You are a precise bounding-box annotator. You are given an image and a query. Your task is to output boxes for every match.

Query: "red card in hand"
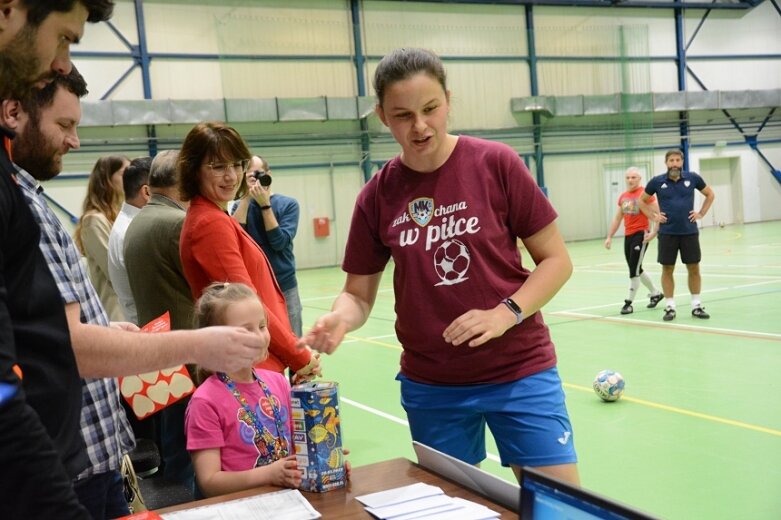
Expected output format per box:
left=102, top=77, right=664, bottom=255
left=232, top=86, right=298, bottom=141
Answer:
left=118, top=312, right=195, bottom=419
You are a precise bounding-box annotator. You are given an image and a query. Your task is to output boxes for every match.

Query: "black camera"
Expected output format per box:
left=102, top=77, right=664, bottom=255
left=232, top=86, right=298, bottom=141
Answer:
left=252, top=170, right=272, bottom=187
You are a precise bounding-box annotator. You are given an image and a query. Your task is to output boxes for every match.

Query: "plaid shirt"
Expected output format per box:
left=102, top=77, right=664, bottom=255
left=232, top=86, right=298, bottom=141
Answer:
left=16, top=167, right=135, bottom=479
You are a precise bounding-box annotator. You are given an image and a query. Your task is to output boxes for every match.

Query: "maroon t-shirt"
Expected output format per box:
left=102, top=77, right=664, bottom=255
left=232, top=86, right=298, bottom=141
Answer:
left=343, top=136, right=559, bottom=384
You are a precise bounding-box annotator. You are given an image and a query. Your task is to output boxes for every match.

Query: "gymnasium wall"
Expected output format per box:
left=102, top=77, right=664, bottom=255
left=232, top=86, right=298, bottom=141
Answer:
left=46, top=0, right=781, bottom=265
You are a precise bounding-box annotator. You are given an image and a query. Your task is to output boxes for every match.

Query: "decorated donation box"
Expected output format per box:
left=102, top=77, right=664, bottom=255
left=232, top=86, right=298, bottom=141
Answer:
left=290, top=381, right=346, bottom=492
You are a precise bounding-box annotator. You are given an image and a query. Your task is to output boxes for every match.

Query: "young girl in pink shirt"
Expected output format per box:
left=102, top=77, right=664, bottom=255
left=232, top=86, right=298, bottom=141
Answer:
left=185, top=282, right=301, bottom=497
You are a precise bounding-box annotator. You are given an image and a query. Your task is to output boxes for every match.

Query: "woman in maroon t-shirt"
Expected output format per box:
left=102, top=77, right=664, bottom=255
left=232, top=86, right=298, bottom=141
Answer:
left=306, top=48, right=579, bottom=486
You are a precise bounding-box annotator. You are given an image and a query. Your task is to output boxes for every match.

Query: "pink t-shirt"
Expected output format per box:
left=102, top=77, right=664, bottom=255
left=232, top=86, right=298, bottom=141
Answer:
left=185, top=369, right=293, bottom=472
left=343, top=136, right=559, bottom=385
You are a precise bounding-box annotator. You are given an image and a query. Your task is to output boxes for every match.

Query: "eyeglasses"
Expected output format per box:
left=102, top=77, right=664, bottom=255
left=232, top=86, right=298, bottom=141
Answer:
left=206, top=159, right=250, bottom=176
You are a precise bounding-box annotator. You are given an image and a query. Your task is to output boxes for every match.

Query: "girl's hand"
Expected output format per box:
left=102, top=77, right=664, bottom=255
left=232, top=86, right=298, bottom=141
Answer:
left=268, top=455, right=302, bottom=488
left=293, top=347, right=322, bottom=384
left=342, top=448, right=352, bottom=481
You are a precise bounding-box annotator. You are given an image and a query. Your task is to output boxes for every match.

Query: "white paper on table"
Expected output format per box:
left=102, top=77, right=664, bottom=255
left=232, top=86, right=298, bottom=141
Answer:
left=364, top=493, right=458, bottom=519
left=160, top=489, right=321, bottom=520
left=387, top=497, right=500, bottom=520
left=355, top=483, right=444, bottom=509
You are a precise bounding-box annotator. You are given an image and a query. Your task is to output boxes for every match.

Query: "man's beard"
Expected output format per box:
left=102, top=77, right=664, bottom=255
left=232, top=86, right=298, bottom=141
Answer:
left=14, top=117, right=60, bottom=181
left=0, top=25, right=45, bottom=100
left=668, top=167, right=681, bottom=179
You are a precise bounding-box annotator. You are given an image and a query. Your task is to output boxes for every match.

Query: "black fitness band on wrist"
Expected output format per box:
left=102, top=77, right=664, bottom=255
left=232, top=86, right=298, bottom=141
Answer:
left=502, top=297, right=524, bottom=325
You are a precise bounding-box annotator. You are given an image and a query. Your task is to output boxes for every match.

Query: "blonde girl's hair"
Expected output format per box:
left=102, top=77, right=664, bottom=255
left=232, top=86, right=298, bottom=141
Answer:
left=193, top=282, right=261, bottom=384
left=194, top=282, right=260, bottom=329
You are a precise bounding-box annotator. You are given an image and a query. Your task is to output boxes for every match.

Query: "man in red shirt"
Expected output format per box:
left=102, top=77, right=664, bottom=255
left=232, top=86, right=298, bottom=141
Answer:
left=604, top=167, right=664, bottom=315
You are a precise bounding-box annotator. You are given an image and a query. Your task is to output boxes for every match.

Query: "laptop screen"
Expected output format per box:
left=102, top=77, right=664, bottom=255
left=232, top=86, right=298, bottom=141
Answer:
left=520, top=467, right=658, bottom=520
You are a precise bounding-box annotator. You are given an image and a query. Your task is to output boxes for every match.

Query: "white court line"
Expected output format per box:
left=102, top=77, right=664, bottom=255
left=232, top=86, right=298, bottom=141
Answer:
left=580, top=260, right=781, bottom=269
left=301, top=294, right=342, bottom=302
left=579, top=262, right=623, bottom=268
left=553, top=311, right=781, bottom=340
left=342, top=333, right=397, bottom=344
left=700, top=263, right=781, bottom=270
left=340, top=397, right=502, bottom=464
left=341, top=397, right=409, bottom=427
left=732, top=279, right=781, bottom=290
left=560, top=278, right=781, bottom=314
left=576, top=268, right=781, bottom=281
left=559, top=301, right=636, bottom=313
left=302, top=288, right=393, bottom=303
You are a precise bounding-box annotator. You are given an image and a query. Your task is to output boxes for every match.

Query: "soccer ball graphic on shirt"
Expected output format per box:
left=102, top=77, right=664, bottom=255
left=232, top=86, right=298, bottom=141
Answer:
left=433, top=239, right=471, bottom=286
left=593, top=369, right=625, bottom=402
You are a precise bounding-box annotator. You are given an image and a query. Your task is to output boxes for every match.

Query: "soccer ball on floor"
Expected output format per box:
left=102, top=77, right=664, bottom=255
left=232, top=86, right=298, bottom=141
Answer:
left=593, top=370, right=625, bottom=402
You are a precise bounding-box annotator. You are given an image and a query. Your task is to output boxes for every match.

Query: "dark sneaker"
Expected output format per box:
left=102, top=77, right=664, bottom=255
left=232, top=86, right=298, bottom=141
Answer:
left=647, top=293, right=664, bottom=309
left=692, top=307, right=710, bottom=319
left=620, top=300, right=633, bottom=315
left=663, top=306, right=676, bottom=321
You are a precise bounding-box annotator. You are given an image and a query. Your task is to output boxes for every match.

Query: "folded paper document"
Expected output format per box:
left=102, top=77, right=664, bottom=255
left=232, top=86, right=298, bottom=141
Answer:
left=356, top=483, right=499, bottom=520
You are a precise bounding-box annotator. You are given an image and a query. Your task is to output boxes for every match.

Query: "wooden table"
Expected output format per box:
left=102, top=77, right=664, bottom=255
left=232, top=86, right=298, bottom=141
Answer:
left=157, top=457, right=517, bottom=519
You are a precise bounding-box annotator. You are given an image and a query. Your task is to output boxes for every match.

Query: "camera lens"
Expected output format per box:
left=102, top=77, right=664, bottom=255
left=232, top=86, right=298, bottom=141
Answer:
left=252, top=170, right=272, bottom=187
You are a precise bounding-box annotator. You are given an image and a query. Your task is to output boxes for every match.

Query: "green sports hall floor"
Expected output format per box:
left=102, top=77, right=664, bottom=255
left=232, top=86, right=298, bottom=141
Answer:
left=296, top=220, right=781, bottom=520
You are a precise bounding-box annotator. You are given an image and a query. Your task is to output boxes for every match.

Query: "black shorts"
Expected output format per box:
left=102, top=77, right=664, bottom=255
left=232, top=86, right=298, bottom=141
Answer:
left=624, top=231, right=649, bottom=278
left=657, top=233, right=701, bottom=265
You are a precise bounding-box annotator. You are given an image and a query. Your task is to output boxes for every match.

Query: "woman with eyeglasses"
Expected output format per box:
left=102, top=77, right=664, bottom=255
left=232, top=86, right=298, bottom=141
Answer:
left=178, top=122, right=320, bottom=384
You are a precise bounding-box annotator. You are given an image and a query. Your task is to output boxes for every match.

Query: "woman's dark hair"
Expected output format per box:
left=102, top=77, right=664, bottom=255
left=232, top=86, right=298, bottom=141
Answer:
left=372, top=48, right=447, bottom=106
left=177, top=122, right=251, bottom=202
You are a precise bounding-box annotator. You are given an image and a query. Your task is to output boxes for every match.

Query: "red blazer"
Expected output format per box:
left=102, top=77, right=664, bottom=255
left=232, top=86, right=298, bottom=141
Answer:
left=180, top=196, right=309, bottom=373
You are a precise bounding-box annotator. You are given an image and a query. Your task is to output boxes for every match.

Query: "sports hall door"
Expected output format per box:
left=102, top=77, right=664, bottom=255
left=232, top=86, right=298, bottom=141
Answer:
left=698, top=157, right=743, bottom=227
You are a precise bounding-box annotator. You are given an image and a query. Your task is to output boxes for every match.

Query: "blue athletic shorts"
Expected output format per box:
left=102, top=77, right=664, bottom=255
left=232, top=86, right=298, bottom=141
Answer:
left=397, top=367, right=577, bottom=468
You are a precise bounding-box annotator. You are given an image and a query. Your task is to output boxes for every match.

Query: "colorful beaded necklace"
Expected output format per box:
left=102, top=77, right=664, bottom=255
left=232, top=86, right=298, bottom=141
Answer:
left=217, top=371, right=289, bottom=466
